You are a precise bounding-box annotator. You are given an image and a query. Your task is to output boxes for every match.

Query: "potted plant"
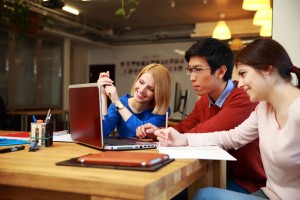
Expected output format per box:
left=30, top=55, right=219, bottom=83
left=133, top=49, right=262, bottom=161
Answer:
left=0, top=0, right=32, bottom=39
left=115, top=0, right=139, bottom=19
left=0, top=0, right=53, bottom=39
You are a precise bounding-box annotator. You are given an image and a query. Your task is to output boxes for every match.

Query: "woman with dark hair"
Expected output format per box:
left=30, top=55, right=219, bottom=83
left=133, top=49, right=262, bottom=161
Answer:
left=98, top=63, right=171, bottom=137
left=154, top=38, right=300, bottom=200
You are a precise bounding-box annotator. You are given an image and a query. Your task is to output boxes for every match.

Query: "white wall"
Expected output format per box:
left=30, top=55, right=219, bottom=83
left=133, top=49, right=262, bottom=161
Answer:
left=70, top=46, right=90, bottom=85
left=273, top=0, right=300, bottom=84
left=89, top=42, right=197, bottom=118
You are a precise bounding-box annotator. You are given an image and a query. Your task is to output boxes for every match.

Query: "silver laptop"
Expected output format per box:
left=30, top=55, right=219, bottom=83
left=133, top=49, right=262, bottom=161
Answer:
left=68, top=83, right=157, bottom=150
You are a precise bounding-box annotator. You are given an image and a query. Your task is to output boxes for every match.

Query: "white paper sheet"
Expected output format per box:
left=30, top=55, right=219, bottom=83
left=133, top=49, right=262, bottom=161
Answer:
left=53, top=133, right=73, bottom=142
left=157, top=146, right=236, bottom=161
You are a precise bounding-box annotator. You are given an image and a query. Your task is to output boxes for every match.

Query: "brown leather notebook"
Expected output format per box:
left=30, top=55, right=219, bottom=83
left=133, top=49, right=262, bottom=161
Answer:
left=76, top=151, right=169, bottom=167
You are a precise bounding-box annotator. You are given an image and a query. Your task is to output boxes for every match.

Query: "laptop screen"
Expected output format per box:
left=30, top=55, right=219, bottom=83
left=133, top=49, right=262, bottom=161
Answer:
left=68, top=83, right=104, bottom=149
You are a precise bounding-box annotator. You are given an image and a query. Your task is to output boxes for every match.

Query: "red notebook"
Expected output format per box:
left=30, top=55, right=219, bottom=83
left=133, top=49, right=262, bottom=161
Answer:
left=0, top=132, right=30, bottom=140
left=77, top=151, right=170, bottom=167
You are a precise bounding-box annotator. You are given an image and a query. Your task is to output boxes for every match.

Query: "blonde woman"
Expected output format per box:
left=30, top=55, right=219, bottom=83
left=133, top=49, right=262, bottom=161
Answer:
left=98, top=63, right=171, bottom=138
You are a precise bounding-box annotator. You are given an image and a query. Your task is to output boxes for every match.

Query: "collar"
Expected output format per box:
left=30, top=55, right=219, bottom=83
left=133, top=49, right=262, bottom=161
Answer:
left=208, top=80, right=235, bottom=108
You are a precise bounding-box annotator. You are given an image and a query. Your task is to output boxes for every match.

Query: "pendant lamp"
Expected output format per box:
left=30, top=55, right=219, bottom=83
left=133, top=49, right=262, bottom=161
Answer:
left=230, top=38, right=244, bottom=51
left=242, top=0, right=270, bottom=11
left=253, top=7, right=272, bottom=26
left=260, top=23, right=272, bottom=37
left=212, top=13, right=231, bottom=40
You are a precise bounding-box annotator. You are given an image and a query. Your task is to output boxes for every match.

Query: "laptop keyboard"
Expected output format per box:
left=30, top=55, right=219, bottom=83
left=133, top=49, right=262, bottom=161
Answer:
left=104, top=137, right=137, bottom=146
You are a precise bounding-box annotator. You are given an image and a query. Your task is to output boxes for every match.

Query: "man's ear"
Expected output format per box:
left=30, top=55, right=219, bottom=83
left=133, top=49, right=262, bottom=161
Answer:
left=217, top=65, right=227, bottom=79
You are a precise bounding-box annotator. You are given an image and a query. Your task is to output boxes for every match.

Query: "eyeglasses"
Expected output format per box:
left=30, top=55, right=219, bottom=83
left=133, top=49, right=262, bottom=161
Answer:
left=185, top=67, right=210, bottom=76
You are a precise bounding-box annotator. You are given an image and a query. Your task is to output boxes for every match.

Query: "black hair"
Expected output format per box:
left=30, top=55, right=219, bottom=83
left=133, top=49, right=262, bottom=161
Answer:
left=185, top=38, right=234, bottom=81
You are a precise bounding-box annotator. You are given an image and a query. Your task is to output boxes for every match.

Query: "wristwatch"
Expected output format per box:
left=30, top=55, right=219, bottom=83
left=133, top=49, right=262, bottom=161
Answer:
left=114, top=101, right=124, bottom=110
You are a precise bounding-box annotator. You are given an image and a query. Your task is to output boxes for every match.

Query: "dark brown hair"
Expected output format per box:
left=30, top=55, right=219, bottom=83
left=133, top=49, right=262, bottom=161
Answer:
left=235, top=38, right=300, bottom=88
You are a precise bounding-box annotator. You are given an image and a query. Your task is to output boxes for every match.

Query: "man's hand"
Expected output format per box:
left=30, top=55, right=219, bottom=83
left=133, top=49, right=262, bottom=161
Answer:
left=136, top=123, right=159, bottom=138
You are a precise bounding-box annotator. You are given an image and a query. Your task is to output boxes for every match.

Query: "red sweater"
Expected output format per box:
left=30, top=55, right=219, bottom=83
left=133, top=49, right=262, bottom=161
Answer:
left=172, top=81, right=266, bottom=193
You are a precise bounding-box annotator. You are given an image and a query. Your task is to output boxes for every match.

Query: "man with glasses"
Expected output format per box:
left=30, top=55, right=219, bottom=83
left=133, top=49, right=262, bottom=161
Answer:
left=136, top=38, right=266, bottom=195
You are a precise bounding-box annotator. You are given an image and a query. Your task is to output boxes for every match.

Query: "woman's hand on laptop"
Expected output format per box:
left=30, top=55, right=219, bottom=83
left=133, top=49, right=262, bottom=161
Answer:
left=136, top=123, right=159, bottom=138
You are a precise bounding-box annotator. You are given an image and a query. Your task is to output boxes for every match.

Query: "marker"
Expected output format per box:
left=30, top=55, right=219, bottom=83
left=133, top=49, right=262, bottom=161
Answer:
left=32, top=115, right=37, bottom=123
left=0, top=145, right=25, bottom=154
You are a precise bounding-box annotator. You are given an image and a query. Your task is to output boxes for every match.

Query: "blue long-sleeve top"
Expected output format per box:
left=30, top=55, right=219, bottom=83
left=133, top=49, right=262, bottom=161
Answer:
left=102, top=94, right=170, bottom=138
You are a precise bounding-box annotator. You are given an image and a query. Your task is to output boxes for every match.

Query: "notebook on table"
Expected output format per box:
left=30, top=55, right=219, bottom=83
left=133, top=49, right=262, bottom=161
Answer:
left=68, top=83, right=157, bottom=150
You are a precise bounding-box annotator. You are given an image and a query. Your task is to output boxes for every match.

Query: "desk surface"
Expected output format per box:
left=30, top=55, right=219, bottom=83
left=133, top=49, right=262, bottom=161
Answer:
left=0, top=131, right=225, bottom=200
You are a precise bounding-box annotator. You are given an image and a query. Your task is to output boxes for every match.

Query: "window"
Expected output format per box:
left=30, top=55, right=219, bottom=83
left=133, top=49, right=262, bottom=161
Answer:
left=0, top=30, right=63, bottom=110
left=0, top=31, right=9, bottom=105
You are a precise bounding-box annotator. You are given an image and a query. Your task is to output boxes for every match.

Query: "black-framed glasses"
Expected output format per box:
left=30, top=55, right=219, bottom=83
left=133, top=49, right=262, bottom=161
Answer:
left=185, top=67, right=210, bottom=76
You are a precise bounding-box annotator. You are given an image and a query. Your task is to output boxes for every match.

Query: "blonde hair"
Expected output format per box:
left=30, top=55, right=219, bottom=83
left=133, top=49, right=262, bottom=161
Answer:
left=131, top=63, right=171, bottom=115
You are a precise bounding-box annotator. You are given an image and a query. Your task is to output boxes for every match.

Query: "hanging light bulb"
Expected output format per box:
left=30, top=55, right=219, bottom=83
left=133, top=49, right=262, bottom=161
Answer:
left=171, top=0, right=175, bottom=8
left=253, top=7, right=272, bottom=26
left=260, top=22, right=272, bottom=37
left=230, top=38, right=244, bottom=51
left=212, top=13, right=231, bottom=40
left=242, top=0, right=270, bottom=11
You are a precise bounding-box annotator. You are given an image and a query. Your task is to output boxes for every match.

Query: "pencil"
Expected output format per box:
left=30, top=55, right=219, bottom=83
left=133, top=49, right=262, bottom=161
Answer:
left=165, top=111, right=168, bottom=129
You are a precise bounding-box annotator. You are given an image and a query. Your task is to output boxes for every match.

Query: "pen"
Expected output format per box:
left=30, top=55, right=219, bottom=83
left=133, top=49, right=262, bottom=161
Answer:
left=45, top=114, right=52, bottom=124
left=165, top=111, right=168, bottom=129
left=45, top=109, right=51, bottom=123
left=0, top=145, right=25, bottom=154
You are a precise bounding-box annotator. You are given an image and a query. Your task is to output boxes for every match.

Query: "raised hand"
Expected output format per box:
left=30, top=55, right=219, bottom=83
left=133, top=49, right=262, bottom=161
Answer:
left=97, top=71, right=113, bottom=96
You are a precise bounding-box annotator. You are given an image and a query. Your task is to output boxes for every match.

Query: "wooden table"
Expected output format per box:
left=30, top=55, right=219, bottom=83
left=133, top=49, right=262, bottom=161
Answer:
left=7, top=110, right=69, bottom=131
left=0, top=131, right=226, bottom=200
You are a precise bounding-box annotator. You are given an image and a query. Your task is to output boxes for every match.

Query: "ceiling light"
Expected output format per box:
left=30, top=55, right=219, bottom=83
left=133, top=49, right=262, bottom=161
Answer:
left=242, top=0, right=270, bottom=11
left=253, top=7, right=272, bottom=26
left=260, top=23, right=272, bottom=37
left=62, top=5, right=79, bottom=15
left=212, top=13, right=231, bottom=40
left=229, top=38, right=244, bottom=51
left=171, top=0, right=175, bottom=8
left=174, top=49, right=185, bottom=55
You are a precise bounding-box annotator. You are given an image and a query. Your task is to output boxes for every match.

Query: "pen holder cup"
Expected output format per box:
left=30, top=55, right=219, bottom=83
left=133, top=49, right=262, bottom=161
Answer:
left=30, top=122, right=53, bottom=148
left=45, top=123, right=53, bottom=147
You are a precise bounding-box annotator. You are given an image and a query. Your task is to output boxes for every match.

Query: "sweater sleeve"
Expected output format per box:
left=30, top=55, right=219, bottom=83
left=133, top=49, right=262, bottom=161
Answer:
left=102, top=103, right=120, bottom=137
left=173, top=87, right=258, bottom=133
left=186, top=104, right=260, bottom=150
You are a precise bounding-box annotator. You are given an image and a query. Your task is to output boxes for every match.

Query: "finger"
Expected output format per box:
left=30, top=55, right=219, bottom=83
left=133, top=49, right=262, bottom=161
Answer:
left=157, top=137, right=167, bottom=147
left=164, top=129, right=170, bottom=140
left=136, top=132, right=143, bottom=138
left=145, top=128, right=154, bottom=134
left=99, top=72, right=109, bottom=78
left=154, top=129, right=165, bottom=139
left=136, top=127, right=144, bottom=138
left=164, top=131, right=169, bottom=145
